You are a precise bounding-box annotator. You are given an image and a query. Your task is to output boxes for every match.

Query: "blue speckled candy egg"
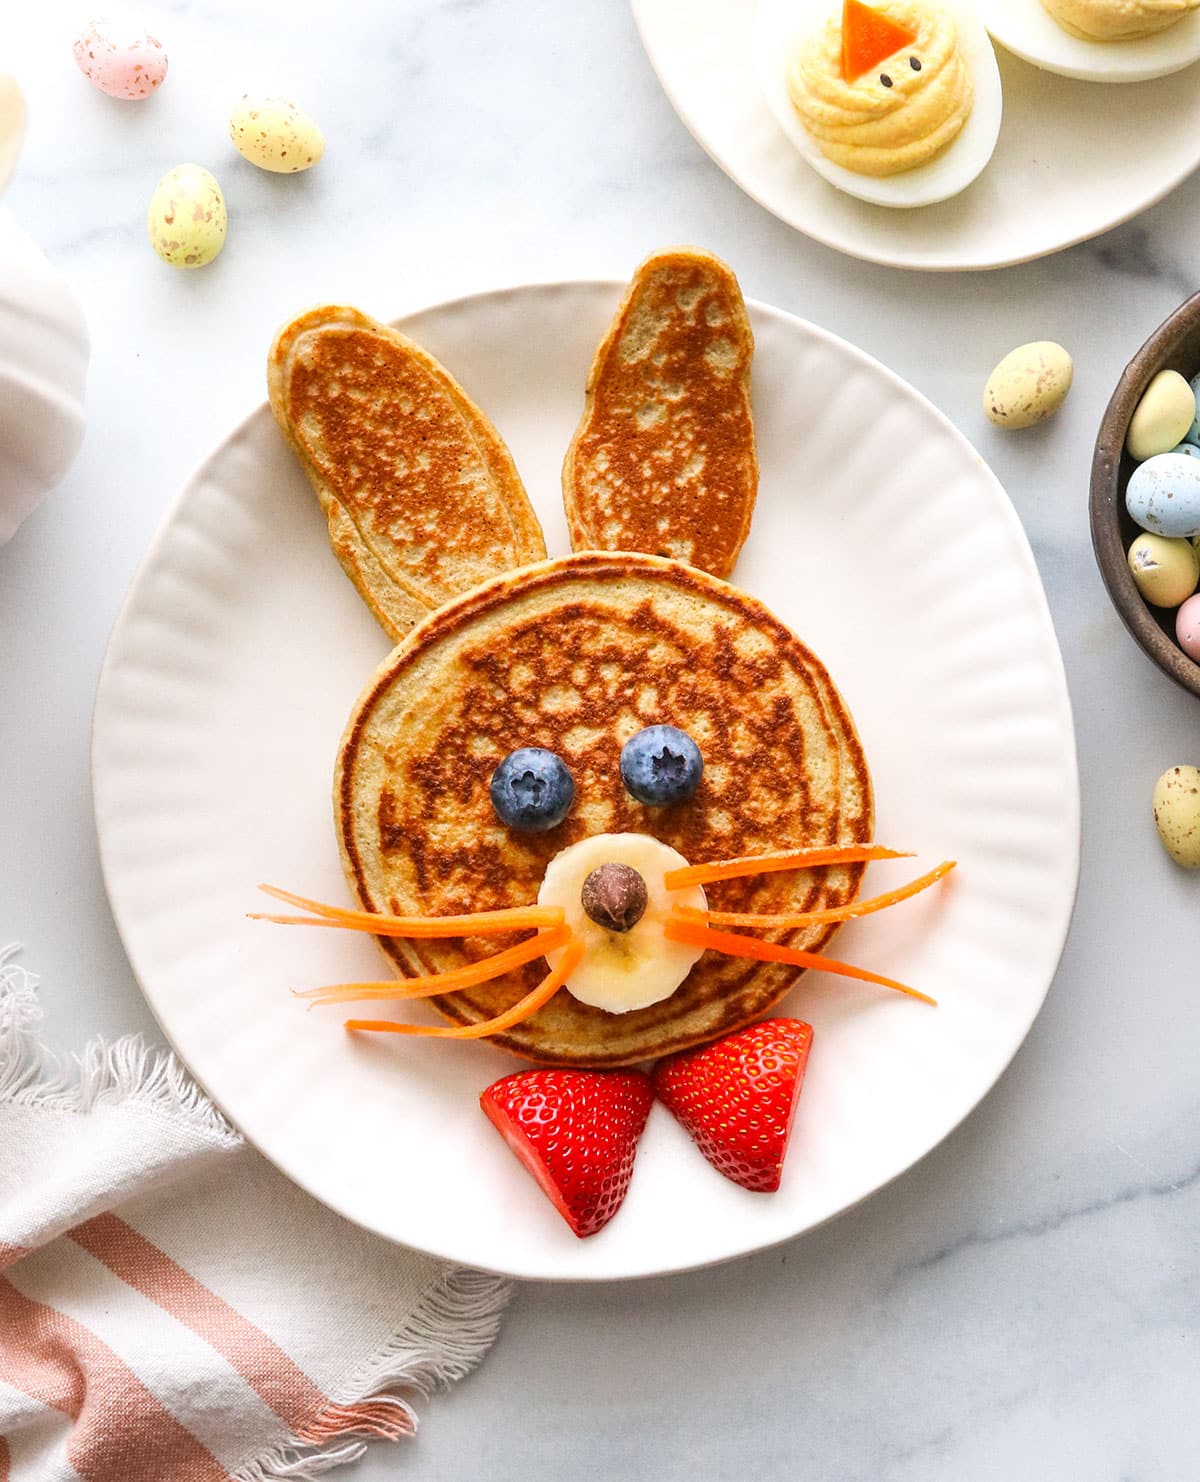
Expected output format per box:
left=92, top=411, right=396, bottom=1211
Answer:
left=1173, top=442, right=1200, bottom=461
left=1126, top=452, right=1200, bottom=538
left=1185, top=372, right=1200, bottom=448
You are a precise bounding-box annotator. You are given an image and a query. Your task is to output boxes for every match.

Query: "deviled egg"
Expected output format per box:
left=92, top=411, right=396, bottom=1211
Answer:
left=753, top=0, right=1003, bottom=208
left=976, top=0, right=1200, bottom=82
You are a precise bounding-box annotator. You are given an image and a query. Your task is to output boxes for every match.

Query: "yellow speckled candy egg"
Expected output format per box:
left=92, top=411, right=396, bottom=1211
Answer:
left=1126, top=532, right=1199, bottom=608
left=1152, top=765, right=1200, bottom=869
left=1127, top=370, right=1197, bottom=463
left=230, top=94, right=324, bottom=173
left=984, top=342, right=1074, bottom=430
left=147, top=164, right=226, bottom=268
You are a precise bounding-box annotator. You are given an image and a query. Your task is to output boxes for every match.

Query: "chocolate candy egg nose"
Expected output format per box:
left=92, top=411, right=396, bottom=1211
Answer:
left=580, top=862, right=649, bottom=933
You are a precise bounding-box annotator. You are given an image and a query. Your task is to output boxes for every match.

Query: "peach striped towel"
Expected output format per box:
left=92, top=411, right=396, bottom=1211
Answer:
left=0, top=946, right=510, bottom=1481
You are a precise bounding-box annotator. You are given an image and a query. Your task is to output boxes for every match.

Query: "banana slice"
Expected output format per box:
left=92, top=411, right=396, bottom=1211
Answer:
left=536, top=833, right=707, bottom=1013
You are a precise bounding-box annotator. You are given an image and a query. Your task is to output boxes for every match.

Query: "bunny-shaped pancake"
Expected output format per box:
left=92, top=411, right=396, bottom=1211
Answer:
left=262, top=249, right=930, bottom=1066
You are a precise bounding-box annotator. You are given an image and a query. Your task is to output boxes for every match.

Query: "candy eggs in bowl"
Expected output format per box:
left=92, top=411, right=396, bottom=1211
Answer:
left=752, top=0, right=1003, bottom=208
left=1091, top=289, right=1200, bottom=700
left=977, top=0, right=1200, bottom=83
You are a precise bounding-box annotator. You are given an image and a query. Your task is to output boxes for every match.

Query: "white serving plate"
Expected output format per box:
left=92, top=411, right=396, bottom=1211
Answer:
left=631, top=0, right=1200, bottom=270
left=92, top=280, right=1080, bottom=1281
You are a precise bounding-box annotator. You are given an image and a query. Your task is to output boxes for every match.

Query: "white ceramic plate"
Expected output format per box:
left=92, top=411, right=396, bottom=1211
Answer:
left=979, top=0, right=1200, bottom=83
left=753, top=0, right=1003, bottom=208
left=92, top=281, right=1080, bottom=1281
left=631, top=0, right=1200, bottom=270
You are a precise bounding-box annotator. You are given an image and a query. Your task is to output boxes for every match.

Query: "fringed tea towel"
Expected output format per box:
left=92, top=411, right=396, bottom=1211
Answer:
left=0, top=946, right=510, bottom=1481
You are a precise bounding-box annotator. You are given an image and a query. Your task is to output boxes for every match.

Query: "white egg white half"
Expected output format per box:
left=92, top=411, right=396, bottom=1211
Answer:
left=977, top=0, right=1200, bottom=83
left=752, top=0, right=1004, bottom=208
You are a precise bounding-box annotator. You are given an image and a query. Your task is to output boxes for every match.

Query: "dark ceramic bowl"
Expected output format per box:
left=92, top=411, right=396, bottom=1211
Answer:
left=1091, top=290, right=1200, bottom=701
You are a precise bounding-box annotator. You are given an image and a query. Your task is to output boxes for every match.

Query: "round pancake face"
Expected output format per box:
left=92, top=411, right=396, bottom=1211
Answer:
left=337, top=552, right=873, bottom=1066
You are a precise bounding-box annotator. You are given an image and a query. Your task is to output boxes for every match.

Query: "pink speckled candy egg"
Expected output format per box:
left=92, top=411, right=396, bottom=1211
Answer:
left=72, top=20, right=167, bottom=100
left=1176, top=593, right=1200, bottom=661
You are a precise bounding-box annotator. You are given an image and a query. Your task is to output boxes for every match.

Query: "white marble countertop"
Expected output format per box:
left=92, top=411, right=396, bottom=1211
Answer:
left=3, top=2, right=1198, bottom=1477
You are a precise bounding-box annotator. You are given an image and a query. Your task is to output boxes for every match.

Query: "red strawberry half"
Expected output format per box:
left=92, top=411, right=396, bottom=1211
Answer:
left=481, top=1068, right=654, bottom=1238
left=653, top=1018, right=814, bottom=1193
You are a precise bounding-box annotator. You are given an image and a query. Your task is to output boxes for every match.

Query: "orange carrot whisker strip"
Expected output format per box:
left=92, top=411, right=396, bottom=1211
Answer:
left=346, top=939, right=585, bottom=1039
left=254, top=883, right=563, bottom=938
left=671, top=860, right=957, bottom=930
left=294, top=926, right=571, bottom=1006
left=664, top=919, right=936, bottom=1006
left=664, top=846, right=912, bottom=891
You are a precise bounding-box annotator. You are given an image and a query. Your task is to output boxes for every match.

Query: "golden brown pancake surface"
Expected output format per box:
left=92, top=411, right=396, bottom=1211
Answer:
left=562, top=248, right=758, bottom=580
left=268, top=305, right=545, bottom=642
left=336, top=553, right=872, bottom=1066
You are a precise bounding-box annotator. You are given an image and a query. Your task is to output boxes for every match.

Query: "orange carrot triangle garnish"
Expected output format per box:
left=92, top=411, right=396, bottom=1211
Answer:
left=346, top=938, right=585, bottom=1039
left=252, top=883, right=564, bottom=938
left=663, top=919, right=936, bottom=1005
left=664, top=845, right=910, bottom=892
left=293, top=925, right=571, bottom=1007
left=841, top=0, right=918, bottom=83
left=671, top=860, right=956, bottom=930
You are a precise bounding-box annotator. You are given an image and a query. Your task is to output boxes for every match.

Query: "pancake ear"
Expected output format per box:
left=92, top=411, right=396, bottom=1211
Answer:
left=562, top=248, right=758, bottom=581
left=268, top=304, right=546, bottom=644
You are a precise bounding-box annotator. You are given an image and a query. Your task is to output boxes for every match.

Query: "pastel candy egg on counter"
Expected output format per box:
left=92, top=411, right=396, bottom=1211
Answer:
left=983, top=342, right=1073, bottom=429
left=1126, top=370, right=1197, bottom=462
left=1126, top=533, right=1199, bottom=608
left=147, top=165, right=226, bottom=268
left=73, top=20, right=167, bottom=100
left=1125, top=452, right=1200, bottom=538
left=230, top=95, right=324, bottom=173
left=1172, top=442, right=1200, bottom=461
left=1176, top=594, right=1200, bottom=661
left=1152, top=766, right=1200, bottom=869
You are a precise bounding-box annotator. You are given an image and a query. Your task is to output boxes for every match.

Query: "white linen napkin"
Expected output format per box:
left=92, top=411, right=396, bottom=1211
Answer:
left=0, top=945, right=510, bottom=1481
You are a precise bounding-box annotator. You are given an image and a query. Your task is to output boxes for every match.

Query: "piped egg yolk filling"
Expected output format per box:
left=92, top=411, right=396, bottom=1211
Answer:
left=788, top=1, right=973, bottom=177
left=1040, top=0, right=1199, bottom=41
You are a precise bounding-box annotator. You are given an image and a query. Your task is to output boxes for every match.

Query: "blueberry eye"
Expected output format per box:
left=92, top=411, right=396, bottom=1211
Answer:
left=620, top=726, right=703, bottom=807
left=910, top=55, right=922, bottom=71
left=491, top=748, right=574, bottom=832
left=880, top=73, right=893, bottom=87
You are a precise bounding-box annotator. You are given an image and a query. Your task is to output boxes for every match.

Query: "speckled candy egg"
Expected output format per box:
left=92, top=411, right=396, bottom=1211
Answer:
left=147, top=165, right=226, bottom=269
left=73, top=20, right=167, bottom=100
left=1175, top=593, right=1200, bottom=661
left=1127, top=369, right=1197, bottom=462
left=1125, top=452, right=1200, bottom=539
left=984, top=342, right=1073, bottom=430
left=1152, top=765, right=1200, bottom=869
left=1126, top=533, right=1199, bottom=608
left=229, top=94, right=324, bottom=173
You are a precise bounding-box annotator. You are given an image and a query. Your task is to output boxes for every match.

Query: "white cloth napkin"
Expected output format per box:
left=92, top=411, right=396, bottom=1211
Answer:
left=0, top=946, right=510, bottom=1481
